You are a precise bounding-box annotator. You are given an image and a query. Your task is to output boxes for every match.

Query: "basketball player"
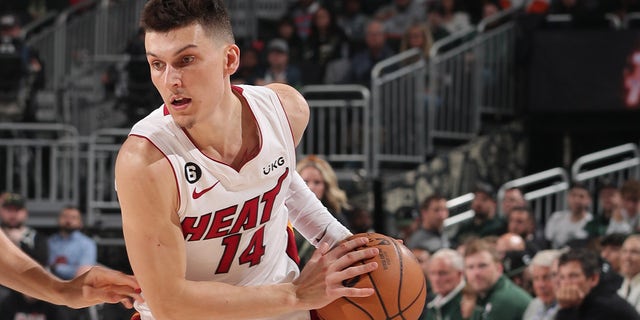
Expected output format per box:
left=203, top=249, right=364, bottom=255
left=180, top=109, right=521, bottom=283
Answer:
left=0, top=223, right=141, bottom=309
left=114, top=1, right=380, bottom=319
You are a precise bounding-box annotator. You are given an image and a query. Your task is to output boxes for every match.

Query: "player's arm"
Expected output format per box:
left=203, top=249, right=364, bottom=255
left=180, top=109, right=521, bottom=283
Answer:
left=115, top=136, right=378, bottom=319
left=268, top=83, right=352, bottom=245
left=266, top=83, right=309, bottom=147
left=0, top=228, right=140, bottom=308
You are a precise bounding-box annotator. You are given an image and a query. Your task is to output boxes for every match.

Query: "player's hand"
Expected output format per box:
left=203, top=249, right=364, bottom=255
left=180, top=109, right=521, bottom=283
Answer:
left=293, top=236, right=379, bottom=310
left=64, top=266, right=144, bottom=309
left=555, top=284, right=585, bottom=309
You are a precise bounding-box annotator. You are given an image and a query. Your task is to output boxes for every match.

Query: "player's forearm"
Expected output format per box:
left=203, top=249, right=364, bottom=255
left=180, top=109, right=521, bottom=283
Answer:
left=286, top=171, right=351, bottom=247
left=0, top=252, right=69, bottom=306
left=147, top=280, right=301, bottom=319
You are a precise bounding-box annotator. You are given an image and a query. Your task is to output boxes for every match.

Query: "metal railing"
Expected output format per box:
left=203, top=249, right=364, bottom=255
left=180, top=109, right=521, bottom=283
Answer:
left=371, top=48, right=427, bottom=177
left=571, top=143, right=640, bottom=191
left=86, top=128, right=129, bottom=230
left=225, top=0, right=293, bottom=41
left=300, top=85, right=371, bottom=175
left=443, top=192, right=475, bottom=236
left=0, top=123, right=80, bottom=227
left=427, top=5, right=523, bottom=147
left=27, top=0, right=147, bottom=91
left=497, top=167, right=570, bottom=229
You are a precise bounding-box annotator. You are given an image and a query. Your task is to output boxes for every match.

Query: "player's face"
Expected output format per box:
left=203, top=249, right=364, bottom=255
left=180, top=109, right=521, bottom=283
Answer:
left=531, top=265, right=555, bottom=305
left=299, top=166, right=325, bottom=200
left=145, top=24, right=238, bottom=129
left=427, top=257, right=462, bottom=296
left=464, top=251, right=502, bottom=294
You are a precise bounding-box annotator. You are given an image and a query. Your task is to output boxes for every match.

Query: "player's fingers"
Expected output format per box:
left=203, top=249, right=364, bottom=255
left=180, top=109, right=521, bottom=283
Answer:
left=330, top=286, right=375, bottom=298
left=326, top=237, right=369, bottom=260
left=332, top=247, right=379, bottom=272
left=332, top=261, right=378, bottom=284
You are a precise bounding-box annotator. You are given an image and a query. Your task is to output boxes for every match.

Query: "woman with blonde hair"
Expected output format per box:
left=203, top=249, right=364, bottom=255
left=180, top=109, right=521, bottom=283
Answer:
left=296, top=155, right=351, bottom=225
left=399, top=22, right=434, bottom=62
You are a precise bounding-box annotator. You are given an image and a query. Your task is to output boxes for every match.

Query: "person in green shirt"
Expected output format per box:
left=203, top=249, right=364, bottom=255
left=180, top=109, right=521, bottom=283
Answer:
left=464, top=238, right=532, bottom=320
left=424, top=248, right=483, bottom=320
left=454, top=182, right=506, bottom=246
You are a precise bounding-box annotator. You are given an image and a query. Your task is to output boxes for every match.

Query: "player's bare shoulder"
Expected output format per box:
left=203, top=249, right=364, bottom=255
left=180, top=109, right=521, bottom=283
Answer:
left=116, top=136, right=166, bottom=171
left=266, top=83, right=309, bottom=145
left=115, top=135, right=173, bottom=189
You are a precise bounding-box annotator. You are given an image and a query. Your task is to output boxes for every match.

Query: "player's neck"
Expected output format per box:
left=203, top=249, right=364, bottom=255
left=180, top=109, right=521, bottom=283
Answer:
left=186, top=93, right=259, bottom=169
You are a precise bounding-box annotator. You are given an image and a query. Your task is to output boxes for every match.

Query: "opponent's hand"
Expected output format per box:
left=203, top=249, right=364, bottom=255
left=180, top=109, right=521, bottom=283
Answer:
left=555, top=284, right=585, bottom=309
left=292, top=236, right=379, bottom=310
left=64, top=266, right=143, bottom=309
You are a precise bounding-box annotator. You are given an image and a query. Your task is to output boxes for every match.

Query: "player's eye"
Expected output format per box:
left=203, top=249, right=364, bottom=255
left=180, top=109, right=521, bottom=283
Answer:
left=181, top=56, right=195, bottom=65
left=151, top=60, right=165, bottom=71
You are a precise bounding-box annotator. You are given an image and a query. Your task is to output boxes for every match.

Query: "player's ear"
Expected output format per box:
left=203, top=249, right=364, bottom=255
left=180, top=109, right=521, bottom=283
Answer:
left=224, top=44, right=240, bottom=76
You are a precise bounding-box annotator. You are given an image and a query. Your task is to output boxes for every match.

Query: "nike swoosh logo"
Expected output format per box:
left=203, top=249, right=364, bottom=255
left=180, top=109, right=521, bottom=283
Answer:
left=315, top=225, right=329, bottom=243
left=192, top=181, right=219, bottom=199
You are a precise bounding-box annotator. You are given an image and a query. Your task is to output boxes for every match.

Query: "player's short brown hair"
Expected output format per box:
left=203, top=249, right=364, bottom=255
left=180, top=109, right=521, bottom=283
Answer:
left=141, top=0, right=234, bottom=43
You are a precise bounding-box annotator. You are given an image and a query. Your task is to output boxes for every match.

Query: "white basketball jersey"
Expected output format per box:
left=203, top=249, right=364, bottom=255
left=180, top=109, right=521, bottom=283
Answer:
left=129, top=85, right=309, bottom=320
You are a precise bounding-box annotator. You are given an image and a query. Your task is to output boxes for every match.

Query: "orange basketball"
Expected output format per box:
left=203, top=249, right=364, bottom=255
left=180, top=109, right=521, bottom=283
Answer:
left=316, top=232, right=427, bottom=320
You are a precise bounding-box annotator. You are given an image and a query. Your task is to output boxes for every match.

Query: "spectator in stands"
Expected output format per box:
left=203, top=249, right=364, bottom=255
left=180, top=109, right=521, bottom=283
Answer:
left=408, top=194, right=450, bottom=254
left=256, top=38, right=303, bottom=88
left=501, top=187, right=526, bottom=217
left=118, top=27, right=162, bottom=127
left=496, top=232, right=526, bottom=260
left=482, top=0, right=503, bottom=20
left=0, top=193, right=56, bottom=319
left=424, top=248, right=476, bottom=320
left=374, top=0, right=426, bottom=45
left=399, top=22, right=433, bottom=62
left=273, top=17, right=304, bottom=65
left=441, top=0, right=472, bottom=34
left=335, top=0, right=369, bottom=53
left=394, top=205, right=420, bottom=243
left=599, top=233, right=627, bottom=275
left=295, top=155, right=351, bottom=266
left=621, top=179, right=640, bottom=232
left=508, top=206, right=548, bottom=253
left=285, top=0, right=320, bottom=41
left=545, top=182, right=593, bottom=249
left=503, top=249, right=533, bottom=294
left=555, top=248, right=640, bottom=319
left=426, top=3, right=452, bottom=42
left=48, top=206, right=97, bottom=319
left=0, top=193, right=48, bottom=268
left=48, top=206, right=97, bottom=280
left=0, top=13, right=43, bottom=122
left=463, top=238, right=532, bottom=319
left=454, top=181, right=507, bottom=245
left=345, top=19, right=395, bottom=86
left=302, top=5, right=349, bottom=84
left=619, top=235, right=640, bottom=313
left=523, top=249, right=563, bottom=320
left=346, top=206, right=374, bottom=234
left=587, top=181, right=629, bottom=236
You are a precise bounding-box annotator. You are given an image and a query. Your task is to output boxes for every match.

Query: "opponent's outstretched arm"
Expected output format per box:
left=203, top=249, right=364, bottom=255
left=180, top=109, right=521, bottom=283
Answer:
left=0, top=229, right=142, bottom=309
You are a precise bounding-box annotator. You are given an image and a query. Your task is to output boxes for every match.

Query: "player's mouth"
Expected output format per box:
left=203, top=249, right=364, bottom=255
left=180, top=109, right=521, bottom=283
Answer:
left=170, top=96, right=192, bottom=109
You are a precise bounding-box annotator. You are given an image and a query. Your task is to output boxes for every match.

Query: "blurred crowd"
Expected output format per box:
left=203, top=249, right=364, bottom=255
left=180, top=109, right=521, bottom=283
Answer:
left=396, top=178, right=640, bottom=319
